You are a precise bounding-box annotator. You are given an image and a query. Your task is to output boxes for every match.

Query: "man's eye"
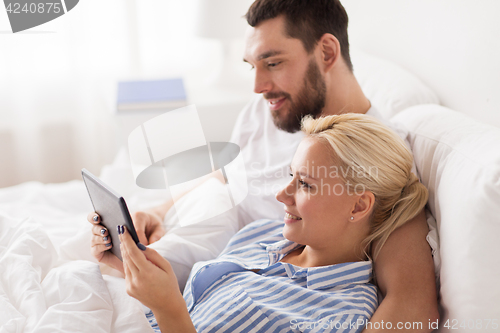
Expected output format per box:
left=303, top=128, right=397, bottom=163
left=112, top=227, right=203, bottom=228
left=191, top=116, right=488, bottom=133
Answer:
left=268, top=61, right=281, bottom=68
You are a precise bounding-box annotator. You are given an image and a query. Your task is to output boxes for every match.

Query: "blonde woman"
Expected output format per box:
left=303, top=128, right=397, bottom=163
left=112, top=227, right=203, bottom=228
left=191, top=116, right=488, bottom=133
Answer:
left=105, top=113, right=428, bottom=332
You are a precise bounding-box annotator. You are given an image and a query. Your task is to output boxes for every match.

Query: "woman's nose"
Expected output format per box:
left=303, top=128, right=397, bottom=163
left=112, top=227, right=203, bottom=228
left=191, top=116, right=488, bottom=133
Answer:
left=276, top=182, right=295, bottom=206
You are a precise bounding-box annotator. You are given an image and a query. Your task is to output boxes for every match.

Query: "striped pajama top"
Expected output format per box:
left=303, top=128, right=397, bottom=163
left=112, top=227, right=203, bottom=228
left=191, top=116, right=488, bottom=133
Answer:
left=182, top=219, right=378, bottom=332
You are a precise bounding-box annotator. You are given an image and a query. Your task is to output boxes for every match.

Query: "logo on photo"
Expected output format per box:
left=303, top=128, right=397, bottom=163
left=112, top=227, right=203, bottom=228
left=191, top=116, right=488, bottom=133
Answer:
left=128, top=105, right=248, bottom=226
left=3, top=0, right=79, bottom=33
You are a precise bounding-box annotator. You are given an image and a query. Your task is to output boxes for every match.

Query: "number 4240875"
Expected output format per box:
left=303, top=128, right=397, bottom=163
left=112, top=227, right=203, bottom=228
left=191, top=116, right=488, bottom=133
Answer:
left=443, top=319, right=498, bottom=330
left=6, top=3, right=62, bottom=14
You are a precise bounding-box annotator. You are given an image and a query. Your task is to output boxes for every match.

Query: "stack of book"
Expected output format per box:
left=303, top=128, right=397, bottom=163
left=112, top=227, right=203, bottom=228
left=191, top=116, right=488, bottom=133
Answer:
left=115, top=78, right=188, bottom=146
left=117, top=78, right=187, bottom=113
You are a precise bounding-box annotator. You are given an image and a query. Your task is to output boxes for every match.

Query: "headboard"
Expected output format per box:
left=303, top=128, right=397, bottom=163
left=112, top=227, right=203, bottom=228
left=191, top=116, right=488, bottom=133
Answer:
left=342, top=0, right=500, bottom=128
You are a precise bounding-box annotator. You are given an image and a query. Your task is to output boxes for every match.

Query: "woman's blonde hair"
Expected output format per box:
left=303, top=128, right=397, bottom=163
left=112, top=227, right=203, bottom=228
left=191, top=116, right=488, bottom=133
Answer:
left=301, top=113, right=428, bottom=259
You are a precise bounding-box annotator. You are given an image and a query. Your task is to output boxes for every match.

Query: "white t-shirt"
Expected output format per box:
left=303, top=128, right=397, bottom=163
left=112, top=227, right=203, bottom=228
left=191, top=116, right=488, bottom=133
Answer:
left=230, top=94, right=416, bottom=227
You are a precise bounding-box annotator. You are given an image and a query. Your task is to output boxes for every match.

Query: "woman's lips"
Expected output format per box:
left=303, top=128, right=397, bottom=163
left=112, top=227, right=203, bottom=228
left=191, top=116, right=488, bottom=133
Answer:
left=284, top=211, right=302, bottom=224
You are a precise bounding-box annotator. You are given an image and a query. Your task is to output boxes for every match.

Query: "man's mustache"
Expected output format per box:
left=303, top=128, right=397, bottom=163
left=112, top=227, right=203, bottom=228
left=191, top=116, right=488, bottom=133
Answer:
left=263, top=91, right=292, bottom=101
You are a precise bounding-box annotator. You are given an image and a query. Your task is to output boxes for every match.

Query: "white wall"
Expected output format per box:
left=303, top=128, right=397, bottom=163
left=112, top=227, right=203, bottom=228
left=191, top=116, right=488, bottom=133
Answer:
left=5, top=0, right=497, bottom=187
left=0, top=0, right=254, bottom=187
left=343, top=0, right=500, bottom=128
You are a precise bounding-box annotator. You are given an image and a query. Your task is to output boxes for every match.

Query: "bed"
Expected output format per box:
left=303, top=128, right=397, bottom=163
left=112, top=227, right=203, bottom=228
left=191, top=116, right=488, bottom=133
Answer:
left=2, top=2, right=500, bottom=332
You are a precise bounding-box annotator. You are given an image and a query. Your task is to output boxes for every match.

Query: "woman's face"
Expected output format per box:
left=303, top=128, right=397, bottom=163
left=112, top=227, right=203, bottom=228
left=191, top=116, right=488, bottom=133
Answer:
left=276, top=137, right=360, bottom=249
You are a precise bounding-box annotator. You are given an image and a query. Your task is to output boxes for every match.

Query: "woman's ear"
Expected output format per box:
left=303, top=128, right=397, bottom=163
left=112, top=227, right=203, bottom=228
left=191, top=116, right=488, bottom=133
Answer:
left=316, top=33, right=341, bottom=73
left=350, top=191, right=375, bottom=222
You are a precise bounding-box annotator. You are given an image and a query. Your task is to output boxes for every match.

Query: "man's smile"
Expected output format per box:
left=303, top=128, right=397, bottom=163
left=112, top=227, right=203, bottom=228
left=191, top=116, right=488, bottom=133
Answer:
left=267, top=97, right=286, bottom=111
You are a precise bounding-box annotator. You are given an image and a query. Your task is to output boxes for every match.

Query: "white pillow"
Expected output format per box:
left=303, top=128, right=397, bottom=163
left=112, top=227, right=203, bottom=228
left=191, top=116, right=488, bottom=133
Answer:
left=352, top=50, right=440, bottom=118
left=392, top=105, right=500, bottom=330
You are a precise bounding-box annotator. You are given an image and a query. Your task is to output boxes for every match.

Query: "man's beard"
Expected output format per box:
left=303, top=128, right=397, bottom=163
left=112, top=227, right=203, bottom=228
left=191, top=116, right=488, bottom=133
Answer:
left=266, top=59, right=327, bottom=133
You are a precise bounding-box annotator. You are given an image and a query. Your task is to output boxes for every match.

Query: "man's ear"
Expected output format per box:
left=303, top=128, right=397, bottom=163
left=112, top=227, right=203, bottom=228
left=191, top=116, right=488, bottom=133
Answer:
left=317, top=33, right=341, bottom=72
left=350, top=191, right=375, bottom=222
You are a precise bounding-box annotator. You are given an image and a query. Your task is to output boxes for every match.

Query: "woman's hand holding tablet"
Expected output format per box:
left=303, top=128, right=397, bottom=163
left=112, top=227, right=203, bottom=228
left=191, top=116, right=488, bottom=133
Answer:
left=87, top=212, right=126, bottom=274
left=82, top=168, right=157, bottom=273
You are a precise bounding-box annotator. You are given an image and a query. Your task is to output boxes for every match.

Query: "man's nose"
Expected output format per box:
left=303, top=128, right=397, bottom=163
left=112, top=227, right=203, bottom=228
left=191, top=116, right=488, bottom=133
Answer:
left=253, top=68, right=272, bottom=94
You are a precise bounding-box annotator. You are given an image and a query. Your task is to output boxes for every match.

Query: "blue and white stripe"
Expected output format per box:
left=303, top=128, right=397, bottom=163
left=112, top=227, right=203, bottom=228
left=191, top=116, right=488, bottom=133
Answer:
left=146, top=309, right=161, bottom=333
left=182, top=219, right=378, bottom=332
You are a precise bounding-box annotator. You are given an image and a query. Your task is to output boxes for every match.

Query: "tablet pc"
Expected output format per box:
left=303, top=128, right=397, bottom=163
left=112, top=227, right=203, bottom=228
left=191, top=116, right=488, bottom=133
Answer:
left=81, top=168, right=140, bottom=261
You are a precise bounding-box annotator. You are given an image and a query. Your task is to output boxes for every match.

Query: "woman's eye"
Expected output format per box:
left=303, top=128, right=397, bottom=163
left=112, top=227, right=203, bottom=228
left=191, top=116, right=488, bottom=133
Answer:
left=298, top=179, right=311, bottom=189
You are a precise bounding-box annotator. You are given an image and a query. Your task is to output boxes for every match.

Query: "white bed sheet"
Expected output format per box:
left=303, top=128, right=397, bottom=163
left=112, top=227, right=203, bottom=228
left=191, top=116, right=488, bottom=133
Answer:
left=0, top=181, right=153, bottom=332
left=0, top=170, right=239, bottom=332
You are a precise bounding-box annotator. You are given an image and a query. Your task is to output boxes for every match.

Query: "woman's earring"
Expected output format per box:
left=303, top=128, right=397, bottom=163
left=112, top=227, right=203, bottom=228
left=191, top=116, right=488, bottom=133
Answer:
left=350, top=216, right=354, bottom=221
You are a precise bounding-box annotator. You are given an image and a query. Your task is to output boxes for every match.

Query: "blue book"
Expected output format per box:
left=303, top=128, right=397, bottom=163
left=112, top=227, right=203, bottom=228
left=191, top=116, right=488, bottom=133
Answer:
left=117, top=78, right=187, bottom=112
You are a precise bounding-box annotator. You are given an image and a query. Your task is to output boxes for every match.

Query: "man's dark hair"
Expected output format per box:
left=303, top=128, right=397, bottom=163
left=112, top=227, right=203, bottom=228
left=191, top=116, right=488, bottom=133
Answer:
left=245, top=0, right=353, bottom=71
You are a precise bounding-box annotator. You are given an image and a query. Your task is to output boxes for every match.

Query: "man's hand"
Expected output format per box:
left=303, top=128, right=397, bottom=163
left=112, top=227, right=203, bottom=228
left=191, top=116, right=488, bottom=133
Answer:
left=131, top=211, right=166, bottom=245
left=365, top=209, right=439, bottom=332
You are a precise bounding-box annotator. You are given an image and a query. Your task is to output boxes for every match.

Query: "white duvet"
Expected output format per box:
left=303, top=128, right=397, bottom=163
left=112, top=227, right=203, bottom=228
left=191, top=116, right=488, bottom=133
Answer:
left=0, top=167, right=239, bottom=332
left=0, top=181, right=153, bottom=332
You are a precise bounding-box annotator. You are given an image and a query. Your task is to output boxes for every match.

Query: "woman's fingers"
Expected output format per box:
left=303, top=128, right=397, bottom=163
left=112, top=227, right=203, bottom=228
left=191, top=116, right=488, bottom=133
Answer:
left=119, top=226, right=146, bottom=272
left=131, top=212, right=149, bottom=245
left=87, top=212, right=100, bottom=225
left=117, top=225, right=170, bottom=274
left=148, top=226, right=166, bottom=244
left=92, top=224, right=108, bottom=237
left=118, top=225, right=183, bottom=312
left=121, top=241, right=139, bottom=276
left=91, top=234, right=112, bottom=250
left=143, top=248, right=172, bottom=273
left=131, top=211, right=166, bottom=245
left=86, top=215, right=124, bottom=273
left=92, top=244, right=113, bottom=256
left=122, top=249, right=132, bottom=277
left=90, top=225, right=113, bottom=259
